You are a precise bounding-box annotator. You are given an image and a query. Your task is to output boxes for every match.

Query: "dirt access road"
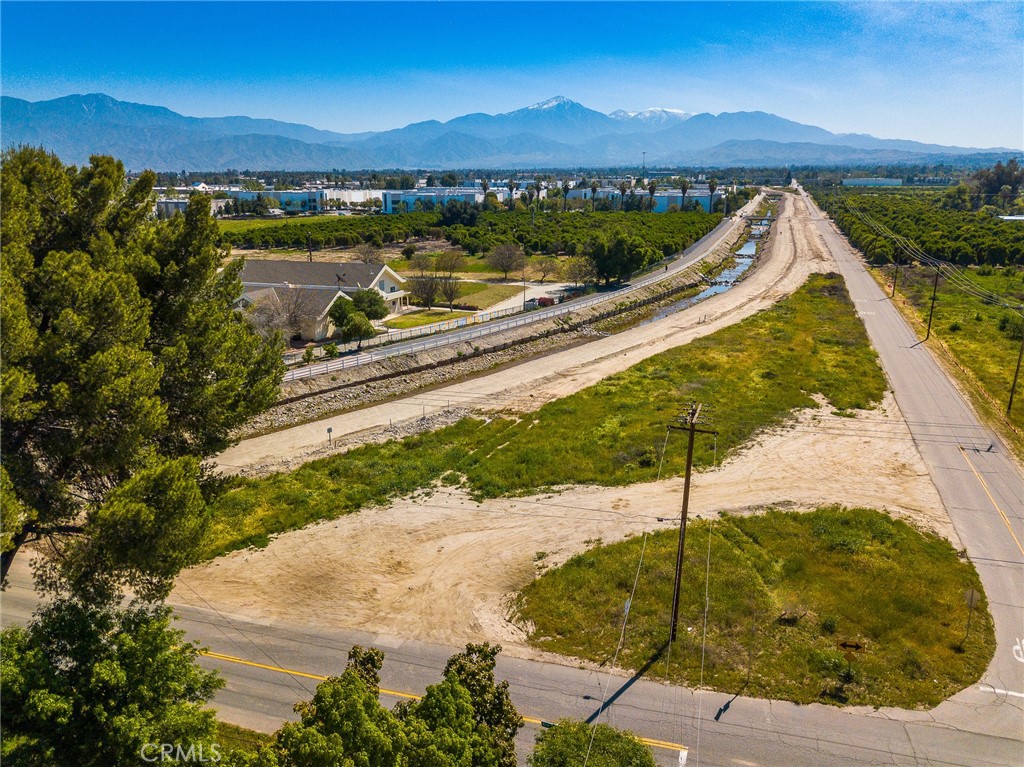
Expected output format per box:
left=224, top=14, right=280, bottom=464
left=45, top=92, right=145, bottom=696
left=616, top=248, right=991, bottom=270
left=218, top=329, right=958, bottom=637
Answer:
left=177, top=192, right=952, bottom=653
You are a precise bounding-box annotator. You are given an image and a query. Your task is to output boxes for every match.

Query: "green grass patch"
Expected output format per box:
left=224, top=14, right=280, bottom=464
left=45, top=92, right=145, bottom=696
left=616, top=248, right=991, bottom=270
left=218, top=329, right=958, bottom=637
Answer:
left=216, top=720, right=272, bottom=755
left=515, top=507, right=994, bottom=708
left=384, top=309, right=474, bottom=329
left=390, top=254, right=499, bottom=276
left=455, top=281, right=528, bottom=308
left=205, top=272, right=885, bottom=558
left=893, top=265, right=1023, bottom=433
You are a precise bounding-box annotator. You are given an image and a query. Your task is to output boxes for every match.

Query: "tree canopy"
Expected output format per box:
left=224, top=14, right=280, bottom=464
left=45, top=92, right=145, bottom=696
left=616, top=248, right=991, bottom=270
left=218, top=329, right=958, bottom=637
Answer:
left=1, top=598, right=223, bottom=767
left=0, top=147, right=283, bottom=600
left=817, top=187, right=1024, bottom=266
left=528, top=720, right=656, bottom=767
left=351, top=288, right=389, bottom=320
left=486, top=243, right=526, bottom=281
left=241, top=643, right=523, bottom=767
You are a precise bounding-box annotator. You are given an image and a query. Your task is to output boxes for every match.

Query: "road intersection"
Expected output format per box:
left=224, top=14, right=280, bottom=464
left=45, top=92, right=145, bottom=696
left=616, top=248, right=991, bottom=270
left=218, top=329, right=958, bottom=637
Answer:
left=4, top=190, right=1020, bottom=765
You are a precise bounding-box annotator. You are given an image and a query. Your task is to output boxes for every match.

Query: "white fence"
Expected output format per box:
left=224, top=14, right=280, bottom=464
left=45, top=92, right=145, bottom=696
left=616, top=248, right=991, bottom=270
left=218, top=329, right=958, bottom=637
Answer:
left=283, top=212, right=747, bottom=382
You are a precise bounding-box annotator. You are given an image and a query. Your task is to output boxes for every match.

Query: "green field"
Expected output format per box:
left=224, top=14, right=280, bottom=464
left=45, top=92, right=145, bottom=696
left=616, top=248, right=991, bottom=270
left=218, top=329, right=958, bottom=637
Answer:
left=515, top=507, right=994, bottom=708
left=890, top=265, right=1024, bottom=433
left=391, top=255, right=502, bottom=275
left=204, top=272, right=886, bottom=558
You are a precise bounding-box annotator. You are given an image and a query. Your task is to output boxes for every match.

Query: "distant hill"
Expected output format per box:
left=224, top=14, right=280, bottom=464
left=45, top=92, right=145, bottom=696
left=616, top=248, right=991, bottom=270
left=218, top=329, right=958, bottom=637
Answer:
left=2, top=93, right=1016, bottom=170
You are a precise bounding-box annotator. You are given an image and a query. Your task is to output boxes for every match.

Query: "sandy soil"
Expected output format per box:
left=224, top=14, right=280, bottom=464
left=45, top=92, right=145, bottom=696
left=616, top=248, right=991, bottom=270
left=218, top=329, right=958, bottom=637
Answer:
left=174, top=393, right=950, bottom=655
left=174, top=193, right=956, bottom=655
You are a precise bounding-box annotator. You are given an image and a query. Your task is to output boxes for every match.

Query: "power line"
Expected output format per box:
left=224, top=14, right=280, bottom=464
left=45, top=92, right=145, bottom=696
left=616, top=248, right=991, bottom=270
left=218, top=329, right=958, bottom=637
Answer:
left=582, top=428, right=671, bottom=767
left=836, top=196, right=1023, bottom=314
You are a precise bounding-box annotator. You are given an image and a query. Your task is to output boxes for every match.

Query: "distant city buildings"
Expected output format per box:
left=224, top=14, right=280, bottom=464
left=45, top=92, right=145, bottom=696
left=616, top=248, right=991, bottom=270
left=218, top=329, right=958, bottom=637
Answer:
left=154, top=175, right=728, bottom=217
left=841, top=178, right=903, bottom=187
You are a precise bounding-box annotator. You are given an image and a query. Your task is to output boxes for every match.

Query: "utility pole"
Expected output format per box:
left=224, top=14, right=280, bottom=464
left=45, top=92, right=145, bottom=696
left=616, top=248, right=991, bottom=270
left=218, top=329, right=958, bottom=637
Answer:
left=667, top=404, right=717, bottom=642
left=924, top=266, right=940, bottom=341
left=1008, top=329, right=1024, bottom=416
left=891, top=255, right=899, bottom=298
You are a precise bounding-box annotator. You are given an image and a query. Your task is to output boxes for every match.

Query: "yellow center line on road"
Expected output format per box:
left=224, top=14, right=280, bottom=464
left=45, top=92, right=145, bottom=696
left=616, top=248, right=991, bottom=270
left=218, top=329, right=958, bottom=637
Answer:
left=957, top=445, right=1024, bottom=558
left=199, top=650, right=688, bottom=754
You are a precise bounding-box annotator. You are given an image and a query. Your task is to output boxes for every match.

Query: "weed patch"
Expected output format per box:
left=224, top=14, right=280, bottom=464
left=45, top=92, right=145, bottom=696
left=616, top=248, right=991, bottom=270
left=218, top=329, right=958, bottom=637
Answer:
left=205, top=273, right=885, bottom=557
left=515, top=507, right=995, bottom=708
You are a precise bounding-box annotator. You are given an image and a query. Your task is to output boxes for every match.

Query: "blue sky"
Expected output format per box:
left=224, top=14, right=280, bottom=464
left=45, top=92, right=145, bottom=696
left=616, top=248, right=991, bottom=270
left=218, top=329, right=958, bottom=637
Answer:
left=3, top=1, right=1022, bottom=148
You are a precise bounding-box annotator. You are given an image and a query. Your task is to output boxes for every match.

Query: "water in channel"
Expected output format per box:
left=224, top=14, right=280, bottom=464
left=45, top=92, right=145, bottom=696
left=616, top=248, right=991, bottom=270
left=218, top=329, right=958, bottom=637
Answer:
left=640, top=240, right=757, bottom=325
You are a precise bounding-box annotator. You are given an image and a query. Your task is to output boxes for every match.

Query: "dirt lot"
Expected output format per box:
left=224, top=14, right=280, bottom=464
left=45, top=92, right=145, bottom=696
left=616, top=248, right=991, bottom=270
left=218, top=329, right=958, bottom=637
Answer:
left=176, top=393, right=949, bottom=656
left=177, top=194, right=955, bottom=655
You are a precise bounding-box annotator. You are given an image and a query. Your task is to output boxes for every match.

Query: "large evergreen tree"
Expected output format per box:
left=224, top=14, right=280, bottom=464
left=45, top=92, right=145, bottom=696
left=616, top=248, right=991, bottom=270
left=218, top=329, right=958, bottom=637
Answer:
left=0, top=147, right=283, bottom=600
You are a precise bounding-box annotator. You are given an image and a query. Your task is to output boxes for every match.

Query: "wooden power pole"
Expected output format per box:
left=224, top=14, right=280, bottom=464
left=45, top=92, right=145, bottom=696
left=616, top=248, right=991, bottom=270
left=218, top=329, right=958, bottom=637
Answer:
left=924, top=267, right=940, bottom=341
left=668, top=404, right=717, bottom=642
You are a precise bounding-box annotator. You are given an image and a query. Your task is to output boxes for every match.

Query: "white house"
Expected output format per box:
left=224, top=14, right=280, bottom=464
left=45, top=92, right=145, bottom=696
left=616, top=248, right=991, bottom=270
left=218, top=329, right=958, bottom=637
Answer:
left=236, top=260, right=408, bottom=341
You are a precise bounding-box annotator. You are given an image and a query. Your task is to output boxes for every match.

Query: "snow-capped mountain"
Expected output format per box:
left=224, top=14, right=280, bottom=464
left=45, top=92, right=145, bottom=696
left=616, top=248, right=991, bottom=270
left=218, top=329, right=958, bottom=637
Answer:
left=525, top=96, right=575, bottom=110
left=610, top=108, right=692, bottom=125
left=4, top=93, right=1014, bottom=170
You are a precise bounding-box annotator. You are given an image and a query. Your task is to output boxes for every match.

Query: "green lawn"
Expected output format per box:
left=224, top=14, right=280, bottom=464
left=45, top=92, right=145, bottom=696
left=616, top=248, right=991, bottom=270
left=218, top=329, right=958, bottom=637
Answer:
left=456, top=281, right=527, bottom=309
left=515, top=507, right=994, bottom=709
left=390, top=254, right=498, bottom=276
left=385, top=309, right=474, bottom=329
left=204, top=272, right=886, bottom=558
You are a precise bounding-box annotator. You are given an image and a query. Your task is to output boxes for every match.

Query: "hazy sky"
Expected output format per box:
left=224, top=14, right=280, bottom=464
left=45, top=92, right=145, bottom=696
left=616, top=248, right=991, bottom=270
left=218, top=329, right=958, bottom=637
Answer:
left=3, top=1, right=1022, bottom=148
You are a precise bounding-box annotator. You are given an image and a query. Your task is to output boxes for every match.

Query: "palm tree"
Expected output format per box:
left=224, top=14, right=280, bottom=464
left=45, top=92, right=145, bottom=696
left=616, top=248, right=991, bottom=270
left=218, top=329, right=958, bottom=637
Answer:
left=561, top=179, right=571, bottom=212
left=506, top=179, right=518, bottom=211
left=678, top=176, right=689, bottom=211
left=590, top=180, right=599, bottom=211
left=481, top=179, right=490, bottom=195
left=647, top=181, right=657, bottom=212
left=708, top=178, right=718, bottom=213
left=618, top=181, right=628, bottom=210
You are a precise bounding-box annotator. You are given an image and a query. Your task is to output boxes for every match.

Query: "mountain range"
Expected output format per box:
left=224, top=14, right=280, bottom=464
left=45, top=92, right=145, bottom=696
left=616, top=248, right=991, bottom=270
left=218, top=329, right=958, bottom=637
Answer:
left=2, top=93, right=1017, bottom=171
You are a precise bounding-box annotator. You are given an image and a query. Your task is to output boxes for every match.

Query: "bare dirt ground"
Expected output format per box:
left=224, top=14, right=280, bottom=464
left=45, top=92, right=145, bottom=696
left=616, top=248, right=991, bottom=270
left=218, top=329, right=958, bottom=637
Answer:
left=176, top=393, right=949, bottom=656
left=175, top=193, right=957, bottom=655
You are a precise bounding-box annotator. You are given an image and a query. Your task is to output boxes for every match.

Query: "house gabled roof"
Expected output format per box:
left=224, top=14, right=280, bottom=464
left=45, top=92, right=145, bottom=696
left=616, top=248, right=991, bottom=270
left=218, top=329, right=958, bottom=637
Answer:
left=239, top=260, right=399, bottom=291
left=239, top=285, right=351, bottom=324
